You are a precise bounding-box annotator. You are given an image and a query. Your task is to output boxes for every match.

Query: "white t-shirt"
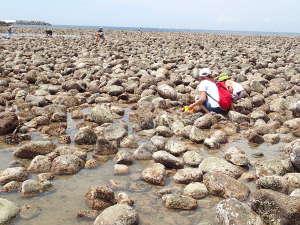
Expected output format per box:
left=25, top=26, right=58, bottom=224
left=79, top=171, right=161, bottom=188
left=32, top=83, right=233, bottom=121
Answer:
left=197, top=80, right=220, bottom=108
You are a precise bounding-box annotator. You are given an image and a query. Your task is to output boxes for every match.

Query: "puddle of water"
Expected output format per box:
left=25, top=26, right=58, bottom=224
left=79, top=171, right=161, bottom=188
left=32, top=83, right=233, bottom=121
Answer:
left=0, top=105, right=290, bottom=225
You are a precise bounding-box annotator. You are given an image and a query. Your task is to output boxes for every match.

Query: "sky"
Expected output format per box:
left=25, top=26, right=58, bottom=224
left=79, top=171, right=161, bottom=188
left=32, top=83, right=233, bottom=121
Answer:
left=1, top=0, right=300, bottom=33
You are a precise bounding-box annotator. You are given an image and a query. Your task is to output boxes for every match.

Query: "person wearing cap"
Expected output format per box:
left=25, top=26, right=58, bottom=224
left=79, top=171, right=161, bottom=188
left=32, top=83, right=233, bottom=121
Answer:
left=218, top=72, right=247, bottom=101
left=95, top=28, right=105, bottom=41
left=189, top=68, right=227, bottom=114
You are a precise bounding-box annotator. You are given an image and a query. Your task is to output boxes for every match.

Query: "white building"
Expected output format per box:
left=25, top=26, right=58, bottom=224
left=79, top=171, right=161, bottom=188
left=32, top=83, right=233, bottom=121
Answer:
left=0, top=20, right=17, bottom=24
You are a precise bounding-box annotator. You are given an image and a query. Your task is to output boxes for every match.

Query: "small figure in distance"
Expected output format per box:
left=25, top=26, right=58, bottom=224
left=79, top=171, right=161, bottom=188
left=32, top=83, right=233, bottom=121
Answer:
left=45, top=30, right=53, bottom=37
left=217, top=72, right=247, bottom=102
left=95, top=28, right=105, bottom=41
left=7, top=26, right=13, bottom=38
left=188, top=68, right=228, bottom=114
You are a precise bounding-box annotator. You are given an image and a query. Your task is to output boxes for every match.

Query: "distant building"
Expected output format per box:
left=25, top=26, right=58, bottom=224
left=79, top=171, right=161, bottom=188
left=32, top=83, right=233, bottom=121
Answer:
left=0, top=20, right=17, bottom=24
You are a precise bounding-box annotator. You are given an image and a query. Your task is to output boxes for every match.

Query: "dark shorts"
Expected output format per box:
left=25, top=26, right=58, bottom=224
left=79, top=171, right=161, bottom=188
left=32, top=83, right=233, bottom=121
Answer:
left=204, top=100, right=227, bottom=114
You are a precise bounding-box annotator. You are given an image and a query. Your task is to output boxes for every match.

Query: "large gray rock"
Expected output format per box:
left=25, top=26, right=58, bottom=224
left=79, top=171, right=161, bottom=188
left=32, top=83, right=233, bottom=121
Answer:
left=256, top=175, right=289, bottom=194
left=103, top=123, right=127, bottom=141
left=0, top=198, right=19, bottom=225
left=142, top=163, right=166, bottom=185
left=254, top=159, right=292, bottom=177
left=157, top=84, right=177, bottom=100
left=183, top=182, right=208, bottom=199
left=27, top=155, right=52, bottom=173
left=165, top=138, right=188, bottom=156
left=199, top=157, right=244, bottom=178
left=173, top=168, right=202, bottom=184
left=95, top=138, right=118, bottom=155
left=162, top=194, right=197, bottom=210
left=85, top=185, right=115, bottom=210
left=51, top=155, right=84, bottom=175
left=21, top=179, right=42, bottom=195
left=108, top=85, right=124, bottom=96
left=0, top=112, right=18, bottom=135
left=284, top=173, right=300, bottom=188
left=251, top=189, right=300, bottom=225
left=114, top=150, right=133, bottom=165
left=224, top=146, right=249, bottom=166
left=203, top=172, right=250, bottom=200
left=150, top=135, right=166, bottom=150
left=288, top=140, right=300, bottom=171
left=193, top=113, right=215, bottom=129
left=152, top=151, right=184, bottom=169
left=14, top=141, right=56, bottom=159
left=94, top=204, right=138, bottom=225
left=183, top=151, right=203, bottom=167
left=189, top=126, right=206, bottom=143
left=228, top=111, right=250, bottom=123
left=0, top=167, right=28, bottom=185
left=74, top=127, right=97, bottom=145
left=90, top=105, right=113, bottom=124
left=216, top=198, right=265, bottom=225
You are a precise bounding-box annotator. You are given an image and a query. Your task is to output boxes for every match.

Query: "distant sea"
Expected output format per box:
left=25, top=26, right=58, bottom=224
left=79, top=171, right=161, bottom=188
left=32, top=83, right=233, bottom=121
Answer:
left=14, top=24, right=300, bottom=37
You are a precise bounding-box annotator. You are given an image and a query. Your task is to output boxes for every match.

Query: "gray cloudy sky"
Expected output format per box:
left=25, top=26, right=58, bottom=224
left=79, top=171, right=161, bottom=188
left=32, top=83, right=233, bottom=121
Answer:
left=1, top=0, right=299, bottom=32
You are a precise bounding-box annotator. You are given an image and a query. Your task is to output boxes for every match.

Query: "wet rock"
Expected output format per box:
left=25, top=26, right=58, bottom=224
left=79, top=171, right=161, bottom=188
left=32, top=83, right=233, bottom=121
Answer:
left=21, top=179, right=42, bottom=195
left=255, top=159, right=291, bottom=177
left=95, top=137, right=118, bottom=155
left=51, top=155, right=84, bottom=175
left=114, top=150, right=133, bottom=165
left=0, top=198, right=19, bottom=225
left=228, top=111, right=250, bottom=123
left=114, top=164, right=129, bottom=175
left=0, top=181, right=21, bottom=193
left=204, top=130, right=227, bottom=149
left=183, top=151, right=203, bottom=167
left=0, top=112, right=18, bottom=135
left=108, top=85, right=124, bottom=96
left=224, top=146, right=249, bottom=166
left=189, top=126, right=206, bottom=143
left=288, top=141, right=300, bottom=171
left=244, top=130, right=264, bottom=144
left=290, top=189, right=300, bottom=197
left=0, top=167, right=28, bottom=185
left=155, top=126, right=173, bottom=137
left=116, top=192, right=134, bottom=206
left=120, top=136, right=138, bottom=148
left=14, top=141, right=56, bottom=159
left=216, top=198, right=264, bottom=225
left=165, top=138, right=188, bottom=156
left=74, top=127, right=97, bottom=145
left=94, top=204, right=138, bottom=225
left=183, top=182, right=208, bottom=199
left=291, top=101, right=300, bottom=117
left=256, top=175, right=289, bottom=194
left=157, top=84, right=177, bottom=100
left=77, top=209, right=99, bottom=219
left=150, top=135, right=166, bottom=150
left=27, top=155, right=52, bottom=173
left=58, top=135, right=71, bottom=144
left=203, top=172, right=250, bottom=200
left=103, top=123, right=127, bottom=141
left=85, top=185, right=116, bottom=210
left=162, top=194, right=197, bottom=210
left=199, top=157, right=244, bottom=178
left=173, top=168, right=202, bottom=184
left=263, top=134, right=280, bottom=144
left=37, top=173, right=54, bottom=181
left=193, top=113, right=215, bottom=129
left=142, top=163, right=166, bottom=185
left=90, top=105, right=113, bottom=124
left=284, top=173, right=300, bottom=188
left=250, top=189, right=300, bottom=225
left=152, top=151, right=184, bottom=169
left=20, top=204, right=42, bottom=220
left=85, top=159, right=98, bottom=169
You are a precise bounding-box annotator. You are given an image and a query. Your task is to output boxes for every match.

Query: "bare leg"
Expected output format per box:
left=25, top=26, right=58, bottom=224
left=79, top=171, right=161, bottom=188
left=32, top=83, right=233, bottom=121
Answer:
left=194, top=104, right=209, bottom=114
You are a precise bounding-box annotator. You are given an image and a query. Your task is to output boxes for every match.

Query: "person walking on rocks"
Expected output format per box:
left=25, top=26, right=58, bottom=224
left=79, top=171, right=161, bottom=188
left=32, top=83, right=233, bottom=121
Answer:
left=189, top=68, right=228, bottom=114
left=217, top=72, right=247, bottom=102
left=95, top=28, right=105, bottom=41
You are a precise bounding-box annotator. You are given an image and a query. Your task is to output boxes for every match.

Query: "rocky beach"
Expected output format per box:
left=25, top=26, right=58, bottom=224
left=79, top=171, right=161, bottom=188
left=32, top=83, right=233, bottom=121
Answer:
left=0, top=26, right=299, bottom=225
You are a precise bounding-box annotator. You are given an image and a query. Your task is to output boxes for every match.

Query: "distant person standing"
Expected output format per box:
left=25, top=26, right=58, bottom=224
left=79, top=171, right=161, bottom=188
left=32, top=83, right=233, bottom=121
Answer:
left=95, top=28, right=105, bottom=41
left=7, top=27, right=12, bottom=38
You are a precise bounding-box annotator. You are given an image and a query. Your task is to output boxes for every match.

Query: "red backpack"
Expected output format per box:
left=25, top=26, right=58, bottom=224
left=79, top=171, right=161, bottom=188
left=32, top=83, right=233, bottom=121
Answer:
left=206, top=81, right=232, bottom=110
left=216, top=81, right=232, bottom=110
